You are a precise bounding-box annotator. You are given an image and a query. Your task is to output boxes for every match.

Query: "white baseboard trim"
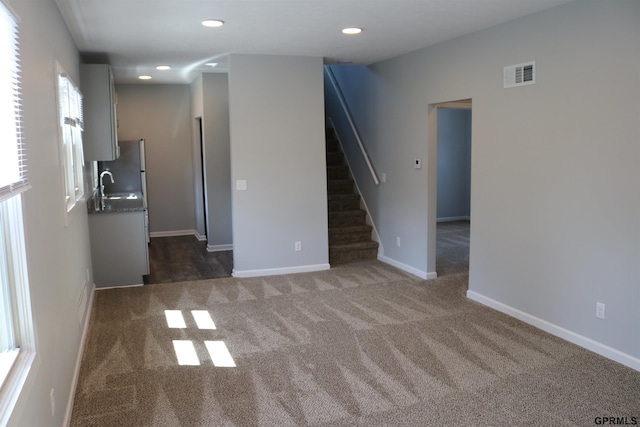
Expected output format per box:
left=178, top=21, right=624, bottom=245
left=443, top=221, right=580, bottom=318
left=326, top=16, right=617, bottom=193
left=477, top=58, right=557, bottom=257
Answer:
left=233, top=263, right=330, bottom=278
left=63, top=283, right=96, bottom=426
left=149, top=229, right=198, bottom=238
left=194, top=231, right=207, bottom=241
left=377, top=255, right=436, bottom=280
left=437, top=216, right=470, bottom=223
left=207, top=244, right=233, bottom=252
left=467, top=290, right=640, bottom=372
left=95, top=283, right=144, bottom=290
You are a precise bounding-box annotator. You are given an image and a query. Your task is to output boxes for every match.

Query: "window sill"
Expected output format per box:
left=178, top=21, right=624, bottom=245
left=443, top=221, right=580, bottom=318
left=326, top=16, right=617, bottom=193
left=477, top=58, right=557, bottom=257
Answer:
left=0, top=349, right=37, bottom=426
left=0, top=349, right=19, bottom=388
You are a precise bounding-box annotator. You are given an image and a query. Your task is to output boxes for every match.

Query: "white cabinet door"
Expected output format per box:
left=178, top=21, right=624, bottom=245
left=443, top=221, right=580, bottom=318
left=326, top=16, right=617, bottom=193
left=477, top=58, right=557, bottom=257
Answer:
left=81, top=64, right=119, bottom=160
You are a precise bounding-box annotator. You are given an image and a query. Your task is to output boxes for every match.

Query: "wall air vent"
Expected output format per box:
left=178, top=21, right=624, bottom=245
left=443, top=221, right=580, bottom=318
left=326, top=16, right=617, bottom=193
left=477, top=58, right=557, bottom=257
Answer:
left=504, top=61, right=535, bottom=88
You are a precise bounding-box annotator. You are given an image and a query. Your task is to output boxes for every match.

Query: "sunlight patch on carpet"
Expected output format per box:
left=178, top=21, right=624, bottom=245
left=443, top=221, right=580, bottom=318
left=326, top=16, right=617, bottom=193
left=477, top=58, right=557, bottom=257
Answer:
left=191, top=310, right=216, bottom=329
left=165, top=310, right=186, bottom=328
left=205, top=341, right=236, bottom=367
left=172, top=340, right=199, bottom=365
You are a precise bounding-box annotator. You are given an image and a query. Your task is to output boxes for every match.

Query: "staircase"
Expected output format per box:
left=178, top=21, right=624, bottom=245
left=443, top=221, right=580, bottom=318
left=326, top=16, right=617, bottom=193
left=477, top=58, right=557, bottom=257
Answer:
left=326, top=127, right=379, bottom=265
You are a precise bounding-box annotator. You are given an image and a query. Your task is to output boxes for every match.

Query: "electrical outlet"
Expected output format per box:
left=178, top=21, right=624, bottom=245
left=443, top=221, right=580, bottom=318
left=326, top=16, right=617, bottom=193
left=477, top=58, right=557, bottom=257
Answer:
left=381, top=173, right=387, bottom=183
left=50, top=388, right=55, bottom=416
left=596, top=302, right=605, bottom=319
left=295, top=241, right=302, bottom=252
left=414, top=158, right=422, bottom=169
left=396, top=237, right=401, bottom=247
left=235, top=180, right=247, bottom=191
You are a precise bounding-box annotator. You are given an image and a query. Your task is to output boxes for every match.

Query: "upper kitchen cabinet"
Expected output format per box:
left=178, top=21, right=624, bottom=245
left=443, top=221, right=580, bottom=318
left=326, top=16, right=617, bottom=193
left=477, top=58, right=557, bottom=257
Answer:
left=81, top=64, right=119, bottom=160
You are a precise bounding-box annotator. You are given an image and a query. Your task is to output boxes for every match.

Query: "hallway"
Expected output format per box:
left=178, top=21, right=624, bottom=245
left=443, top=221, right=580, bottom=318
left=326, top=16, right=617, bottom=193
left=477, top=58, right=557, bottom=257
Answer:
left=436, top=220, right=470, bottom=277
left=144, top=236, right=233, bottom=284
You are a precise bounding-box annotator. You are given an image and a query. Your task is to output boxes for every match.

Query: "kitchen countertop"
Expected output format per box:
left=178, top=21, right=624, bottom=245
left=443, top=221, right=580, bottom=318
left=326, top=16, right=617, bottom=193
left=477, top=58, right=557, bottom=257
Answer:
left=87, top=191, right=145, bottom=214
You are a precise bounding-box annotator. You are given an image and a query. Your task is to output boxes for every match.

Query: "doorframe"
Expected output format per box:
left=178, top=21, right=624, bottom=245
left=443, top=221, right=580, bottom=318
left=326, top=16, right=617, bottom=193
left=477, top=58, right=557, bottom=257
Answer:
left=427, top=99, right=472, bottom=277
left=196, top=116, right=210, bottom=241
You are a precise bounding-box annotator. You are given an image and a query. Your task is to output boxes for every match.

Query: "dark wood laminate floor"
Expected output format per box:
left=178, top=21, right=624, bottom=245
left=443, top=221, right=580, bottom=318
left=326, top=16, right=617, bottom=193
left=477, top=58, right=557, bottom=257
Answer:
left=436, top=220, right=470, bottom=277
left=143, top=223, right=467, bottom=285
left=144, top=235, right=233, bottom=284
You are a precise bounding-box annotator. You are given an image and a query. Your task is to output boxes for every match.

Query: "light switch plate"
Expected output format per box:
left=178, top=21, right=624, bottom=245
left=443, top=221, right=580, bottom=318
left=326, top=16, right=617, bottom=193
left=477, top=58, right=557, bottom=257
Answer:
left=596, top=302, right=605, bottom=319
left=414, top=159, right=422, bottom=170
left=236, top=180, right=247, bottom=191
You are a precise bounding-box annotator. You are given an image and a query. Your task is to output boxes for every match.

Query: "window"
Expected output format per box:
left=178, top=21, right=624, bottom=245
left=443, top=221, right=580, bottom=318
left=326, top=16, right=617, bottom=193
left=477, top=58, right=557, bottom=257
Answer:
left=57, top=65, right=85, bottom=216
left=0, top=0, right=36, bottom=423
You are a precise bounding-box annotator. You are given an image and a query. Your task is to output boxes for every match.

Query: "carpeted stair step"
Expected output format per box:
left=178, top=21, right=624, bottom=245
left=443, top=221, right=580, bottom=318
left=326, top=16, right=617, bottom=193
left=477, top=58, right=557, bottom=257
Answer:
left=329, top=224, right=373, bottom=245
left=328, top=194, right=360, bottom=212
left=327, top=179, right=354, bottom=195
left=326, top=136, right=339, bottom=153
left=329, top=210, right=367, bottom=227
left=329, top=241, right=379, bottom=265
left=326, top=124, right=379, bottom=266
left=327, top=165, right=349, bottom=180
left=326, top=152, right=344, bottom=166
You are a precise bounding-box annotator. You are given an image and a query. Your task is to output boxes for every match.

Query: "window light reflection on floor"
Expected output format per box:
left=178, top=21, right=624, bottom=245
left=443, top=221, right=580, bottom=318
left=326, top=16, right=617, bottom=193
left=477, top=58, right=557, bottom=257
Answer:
left=191, top=310, right=216, bottom=330
left=172, top=340, right=200, bottom=365
left=205, top=341, right=236, bottom=367
left=166, top=310, right=235, bottom=367
left=165, top=310, right=186, bottom=328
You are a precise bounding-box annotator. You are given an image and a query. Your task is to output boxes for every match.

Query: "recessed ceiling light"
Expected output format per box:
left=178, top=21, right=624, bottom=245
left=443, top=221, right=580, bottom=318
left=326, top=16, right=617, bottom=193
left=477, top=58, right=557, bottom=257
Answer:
left=342, top=27, right=362, bottom=35
left=202, top=19, right=224, bottom=28
left=138, top=75, right=152, bottom=80
left=205, top=63, right=218, bottom=68
left=156, top=65, right=171, bottom=71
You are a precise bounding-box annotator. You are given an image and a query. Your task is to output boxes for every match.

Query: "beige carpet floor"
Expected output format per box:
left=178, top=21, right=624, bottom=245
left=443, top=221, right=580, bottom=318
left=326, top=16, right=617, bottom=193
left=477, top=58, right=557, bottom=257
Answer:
left=70, top=261, right=640, bottom=426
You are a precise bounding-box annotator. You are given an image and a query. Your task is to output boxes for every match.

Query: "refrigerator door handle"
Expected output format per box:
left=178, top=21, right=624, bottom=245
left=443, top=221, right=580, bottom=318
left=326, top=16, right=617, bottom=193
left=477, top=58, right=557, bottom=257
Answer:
left=141, top=171, right=148, bottom=209
left=139, top=138, right=146, bottom=171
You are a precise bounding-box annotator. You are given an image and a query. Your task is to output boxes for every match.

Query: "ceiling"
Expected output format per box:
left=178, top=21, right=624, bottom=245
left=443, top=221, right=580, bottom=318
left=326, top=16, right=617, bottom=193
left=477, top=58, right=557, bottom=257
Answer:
left=54, top=0, right=573, bottom=85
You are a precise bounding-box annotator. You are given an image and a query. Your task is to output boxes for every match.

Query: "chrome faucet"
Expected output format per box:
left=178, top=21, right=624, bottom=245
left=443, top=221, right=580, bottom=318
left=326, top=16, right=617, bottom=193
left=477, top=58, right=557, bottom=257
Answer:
left=99, top=170, right=114, bottom=197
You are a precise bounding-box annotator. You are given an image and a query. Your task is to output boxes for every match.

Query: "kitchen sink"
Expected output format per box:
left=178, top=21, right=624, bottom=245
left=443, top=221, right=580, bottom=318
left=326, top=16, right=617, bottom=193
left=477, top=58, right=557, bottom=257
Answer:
left=90, top=191, right=144, bottom=214
left=103, top=193, right=138, bottom=200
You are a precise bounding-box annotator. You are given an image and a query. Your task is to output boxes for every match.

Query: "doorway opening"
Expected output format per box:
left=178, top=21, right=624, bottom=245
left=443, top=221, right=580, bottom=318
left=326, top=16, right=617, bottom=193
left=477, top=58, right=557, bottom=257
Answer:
left=196, top=117, right=209, bottom=240
left=429, top=100, right=472, bottom=277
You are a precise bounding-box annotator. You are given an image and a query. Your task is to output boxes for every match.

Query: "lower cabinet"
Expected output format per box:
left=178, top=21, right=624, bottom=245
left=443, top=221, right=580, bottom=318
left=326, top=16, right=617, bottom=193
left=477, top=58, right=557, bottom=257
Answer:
left=89, top=211, right=149, bottom=287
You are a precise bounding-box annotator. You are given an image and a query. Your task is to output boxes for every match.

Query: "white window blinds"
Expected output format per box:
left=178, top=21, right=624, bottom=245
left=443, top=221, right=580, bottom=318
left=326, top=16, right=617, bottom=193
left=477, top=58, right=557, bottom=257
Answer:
left=0, top=2, right=36, bottom=414
left=0, top=1, right=28, bottom=204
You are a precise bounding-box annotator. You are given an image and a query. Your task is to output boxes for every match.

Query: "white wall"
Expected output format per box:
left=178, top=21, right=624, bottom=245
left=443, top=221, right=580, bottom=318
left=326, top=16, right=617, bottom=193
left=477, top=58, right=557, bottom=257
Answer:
left=437, top=108, right=471, bottom=221
left=7, top=0, right=94, bottom=425
left=333, top=0, right=640, bottom=368
left=228, top=54, right=329, bottom=276
left=116, top=84, right=196, bottom=235
left=189, top=73, right=233, bottom=249
left=202, top=74, right=232, bottom=250
left=189, top=74, right=206, bottom=238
